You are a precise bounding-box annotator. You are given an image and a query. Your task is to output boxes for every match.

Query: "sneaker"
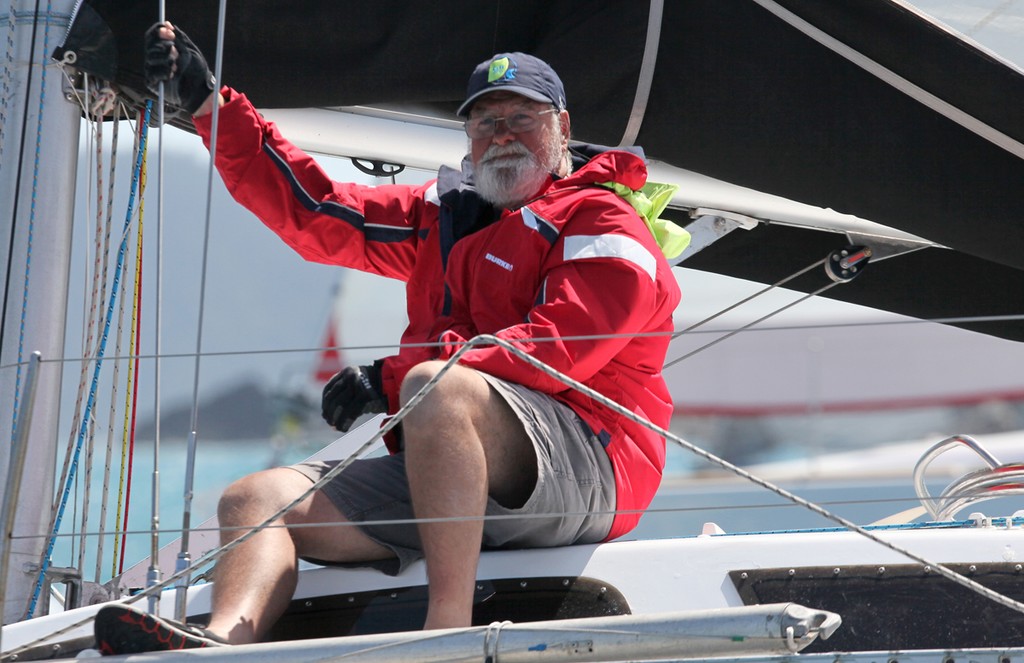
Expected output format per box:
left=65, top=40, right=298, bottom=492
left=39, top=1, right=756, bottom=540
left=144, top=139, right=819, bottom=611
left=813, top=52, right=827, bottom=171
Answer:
left=94, top=604, right=227, bottom=655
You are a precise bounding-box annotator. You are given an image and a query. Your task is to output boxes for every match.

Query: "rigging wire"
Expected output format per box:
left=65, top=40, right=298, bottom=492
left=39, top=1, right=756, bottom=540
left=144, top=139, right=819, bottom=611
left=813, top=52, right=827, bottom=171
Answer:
left=146, top=0, right=169, bottom=614
left=666, top=280, right=840, bottom=368
left=1, top=310, right=1022, bottom=374
left=674, top=259, right=825, bottom=337
left=8, top=490, right=1016, bottom=543
left=0, top=311, right=1021, bottom=376
left=175, top=0, right=229, bottom=621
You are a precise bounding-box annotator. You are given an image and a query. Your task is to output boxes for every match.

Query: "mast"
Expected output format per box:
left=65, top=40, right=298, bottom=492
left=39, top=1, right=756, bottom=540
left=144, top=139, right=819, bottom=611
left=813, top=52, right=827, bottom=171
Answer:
left=0, top=0, right=80, bottom=623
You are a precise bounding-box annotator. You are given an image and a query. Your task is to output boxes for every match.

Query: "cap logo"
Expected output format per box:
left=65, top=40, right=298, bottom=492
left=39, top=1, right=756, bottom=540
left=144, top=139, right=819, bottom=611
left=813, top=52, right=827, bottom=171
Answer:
left=488, top=57, right=515, bottom=83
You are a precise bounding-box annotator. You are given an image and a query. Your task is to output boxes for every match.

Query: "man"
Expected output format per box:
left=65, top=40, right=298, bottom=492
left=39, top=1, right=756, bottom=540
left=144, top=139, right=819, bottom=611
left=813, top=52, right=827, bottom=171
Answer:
left=95, top=23, right=681, bottom=653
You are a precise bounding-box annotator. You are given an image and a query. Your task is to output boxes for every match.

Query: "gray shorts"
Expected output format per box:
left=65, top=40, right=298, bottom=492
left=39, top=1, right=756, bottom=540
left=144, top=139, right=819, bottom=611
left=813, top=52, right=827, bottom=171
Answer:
left=289, top=373, right=616, bottom=575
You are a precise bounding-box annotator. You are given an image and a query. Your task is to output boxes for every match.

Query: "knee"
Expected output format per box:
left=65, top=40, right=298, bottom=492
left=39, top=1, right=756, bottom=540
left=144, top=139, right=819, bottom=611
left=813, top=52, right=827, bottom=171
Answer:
left=398, top=360, right=446, bottom=407
left=217, top=470, right=289, bottom=526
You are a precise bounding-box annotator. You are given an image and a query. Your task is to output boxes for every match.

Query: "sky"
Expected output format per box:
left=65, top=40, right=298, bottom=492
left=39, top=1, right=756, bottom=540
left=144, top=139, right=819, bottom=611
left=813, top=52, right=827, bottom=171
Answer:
left=58, top=0, right=1024, bottom=443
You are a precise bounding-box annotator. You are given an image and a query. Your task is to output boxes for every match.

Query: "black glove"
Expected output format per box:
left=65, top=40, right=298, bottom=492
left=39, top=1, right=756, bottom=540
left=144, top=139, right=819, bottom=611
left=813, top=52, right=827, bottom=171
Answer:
left=321, top=362, right=387, bottom=432
left=143, top=22, right=216, bottom=114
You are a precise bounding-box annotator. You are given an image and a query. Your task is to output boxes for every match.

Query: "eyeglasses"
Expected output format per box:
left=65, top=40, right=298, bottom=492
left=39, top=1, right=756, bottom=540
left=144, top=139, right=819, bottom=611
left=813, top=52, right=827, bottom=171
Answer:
left=464, top=108, right=558, bottom=139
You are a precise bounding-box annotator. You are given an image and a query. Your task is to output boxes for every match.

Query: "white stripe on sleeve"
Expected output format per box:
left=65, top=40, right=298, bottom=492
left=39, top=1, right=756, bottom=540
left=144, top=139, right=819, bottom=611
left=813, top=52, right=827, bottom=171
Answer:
left=563, top=234, right=657, bottom=281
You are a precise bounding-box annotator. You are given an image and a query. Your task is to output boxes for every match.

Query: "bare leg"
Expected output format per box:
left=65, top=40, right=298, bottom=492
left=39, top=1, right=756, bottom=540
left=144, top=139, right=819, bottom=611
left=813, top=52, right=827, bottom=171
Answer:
left=400, top=362, right=537, bottom=630
left=205, top=467, right=393, bottom=644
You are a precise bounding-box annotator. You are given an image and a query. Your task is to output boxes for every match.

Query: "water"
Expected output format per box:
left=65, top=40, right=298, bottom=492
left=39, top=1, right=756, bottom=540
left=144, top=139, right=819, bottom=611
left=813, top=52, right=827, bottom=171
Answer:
left=51, top=436, right=318, bottom=584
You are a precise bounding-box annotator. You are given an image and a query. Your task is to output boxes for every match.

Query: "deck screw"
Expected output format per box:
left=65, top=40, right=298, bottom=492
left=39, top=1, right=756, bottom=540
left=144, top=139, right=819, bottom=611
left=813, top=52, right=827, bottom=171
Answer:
left=833, top=568, right=841, bottom=575
left=788, top=569, right=796, bottom=576
left=1015, top=564, right=1022, bottom=573
left=520, top=581, right=528, bottom=588
left=740, top=572, right=748, bottom=580
left=923, top=566, right=931, bottom=574
left=562, top=579, right=570, bottom=586
left=968, top=565, right=977, bottom=573
left=348, top=596, right=355, bottom=603
left=305, top=601, right=312, bottom=607
left=477, top=584, right=484, bottom=591
left=877, top=566, right=885, bottom=575
left=390, top=592, right=398, bottom=599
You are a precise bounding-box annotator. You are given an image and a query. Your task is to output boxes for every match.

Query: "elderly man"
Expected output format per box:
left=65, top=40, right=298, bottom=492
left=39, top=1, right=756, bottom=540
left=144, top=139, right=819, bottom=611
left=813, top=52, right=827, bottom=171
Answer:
left=95, top=23, right=681, bottom=654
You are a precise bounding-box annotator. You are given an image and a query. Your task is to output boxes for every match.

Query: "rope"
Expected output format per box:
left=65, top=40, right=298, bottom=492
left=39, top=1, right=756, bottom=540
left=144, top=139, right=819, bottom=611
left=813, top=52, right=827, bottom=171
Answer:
left=48, top=79, right=108, bottom=583
left=110, top=109, right=144, bottom=576
left=23, top=99, right=152, bottom=620
left=76, top=83, right=111, bottom=576
left=118, top=114, right=147, bottom=576
left=110, top=112, right=145, bottom=577
left=97, top=110, right=124, bottom=582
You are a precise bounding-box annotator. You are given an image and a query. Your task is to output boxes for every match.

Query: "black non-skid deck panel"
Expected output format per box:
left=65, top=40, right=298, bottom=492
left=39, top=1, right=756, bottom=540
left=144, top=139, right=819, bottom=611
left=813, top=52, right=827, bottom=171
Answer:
left=190, top=575, right=631, bottom=642
left=731, top=563, right=1024, bottom=652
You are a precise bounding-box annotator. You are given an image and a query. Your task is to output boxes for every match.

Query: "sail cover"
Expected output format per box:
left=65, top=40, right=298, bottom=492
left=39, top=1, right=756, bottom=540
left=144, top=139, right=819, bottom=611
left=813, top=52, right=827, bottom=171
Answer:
left=56, top=0, right=1024, bottom=341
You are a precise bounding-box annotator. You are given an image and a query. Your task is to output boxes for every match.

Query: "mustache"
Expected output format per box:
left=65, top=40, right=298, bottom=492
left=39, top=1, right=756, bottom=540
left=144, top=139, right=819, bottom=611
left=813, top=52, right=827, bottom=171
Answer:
left=481, top=142, right=532, bottom=163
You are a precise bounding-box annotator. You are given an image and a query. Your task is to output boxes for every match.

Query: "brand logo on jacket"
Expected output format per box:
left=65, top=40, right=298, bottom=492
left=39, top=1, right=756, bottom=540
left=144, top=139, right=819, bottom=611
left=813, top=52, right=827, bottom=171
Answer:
left=485, top=252, right=514, bottom=271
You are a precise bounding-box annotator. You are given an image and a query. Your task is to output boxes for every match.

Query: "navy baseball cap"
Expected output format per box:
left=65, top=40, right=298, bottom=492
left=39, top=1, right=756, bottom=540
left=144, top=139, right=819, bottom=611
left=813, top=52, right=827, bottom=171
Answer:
left=457, top=52, right=566, bottom=116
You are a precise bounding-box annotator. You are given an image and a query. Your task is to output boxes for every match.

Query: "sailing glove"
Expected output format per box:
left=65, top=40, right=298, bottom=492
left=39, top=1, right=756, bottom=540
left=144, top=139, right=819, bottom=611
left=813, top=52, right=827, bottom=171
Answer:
left=143, top=22, right=216, bottom=115
left=321, top=361, right=387, bottom=432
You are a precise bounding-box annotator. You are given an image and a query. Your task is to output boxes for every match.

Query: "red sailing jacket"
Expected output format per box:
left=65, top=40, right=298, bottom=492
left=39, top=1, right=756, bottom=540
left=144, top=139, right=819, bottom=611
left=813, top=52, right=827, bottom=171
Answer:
left=195, top=89, right=681, bottom=540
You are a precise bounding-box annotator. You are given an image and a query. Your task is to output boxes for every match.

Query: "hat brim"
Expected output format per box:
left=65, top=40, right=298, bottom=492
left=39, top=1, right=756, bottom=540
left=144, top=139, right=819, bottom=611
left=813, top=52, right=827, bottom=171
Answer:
left=456, top=86, right=559, bottom=116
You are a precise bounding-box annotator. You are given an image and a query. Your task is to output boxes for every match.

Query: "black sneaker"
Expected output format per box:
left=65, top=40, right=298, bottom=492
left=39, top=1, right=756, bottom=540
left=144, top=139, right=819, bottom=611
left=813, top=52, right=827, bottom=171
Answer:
left=94, top=604, right=227, bottom=655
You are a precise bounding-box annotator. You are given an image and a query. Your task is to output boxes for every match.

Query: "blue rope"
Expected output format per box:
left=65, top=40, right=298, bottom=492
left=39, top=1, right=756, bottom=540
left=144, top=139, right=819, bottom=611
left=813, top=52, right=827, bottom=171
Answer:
left=25, top=100, right=152, bottom=619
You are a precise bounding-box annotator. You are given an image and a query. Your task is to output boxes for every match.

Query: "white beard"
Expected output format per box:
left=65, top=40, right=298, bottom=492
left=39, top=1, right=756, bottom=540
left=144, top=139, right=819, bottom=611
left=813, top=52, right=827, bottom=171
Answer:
left=474, top=132, right=564, bottom=209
